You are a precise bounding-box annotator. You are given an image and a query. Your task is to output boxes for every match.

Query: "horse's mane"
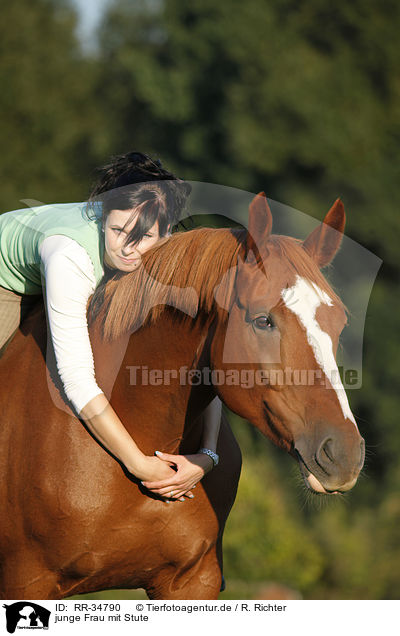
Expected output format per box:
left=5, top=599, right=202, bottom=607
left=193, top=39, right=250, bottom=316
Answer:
left=89, top=227, right=345, bottom=341
left=90, top=228, right=245, bottom=340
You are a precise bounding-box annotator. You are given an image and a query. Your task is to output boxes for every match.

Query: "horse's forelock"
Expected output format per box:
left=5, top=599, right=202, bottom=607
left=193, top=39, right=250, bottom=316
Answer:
left=266, top=235, right=346, bottom=312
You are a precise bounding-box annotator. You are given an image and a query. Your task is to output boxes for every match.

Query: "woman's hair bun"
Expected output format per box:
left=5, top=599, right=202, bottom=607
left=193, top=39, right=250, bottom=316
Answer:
left=86, top=151, right=191, bottom=232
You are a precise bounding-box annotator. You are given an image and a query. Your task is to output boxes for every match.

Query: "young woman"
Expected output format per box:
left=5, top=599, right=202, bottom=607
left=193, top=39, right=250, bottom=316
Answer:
left=0, top=151, right=221, bottom=501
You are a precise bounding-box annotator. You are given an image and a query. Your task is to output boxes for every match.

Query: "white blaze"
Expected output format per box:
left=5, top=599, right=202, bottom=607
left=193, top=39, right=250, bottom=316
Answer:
left=281, top=275, right=357, bottom=428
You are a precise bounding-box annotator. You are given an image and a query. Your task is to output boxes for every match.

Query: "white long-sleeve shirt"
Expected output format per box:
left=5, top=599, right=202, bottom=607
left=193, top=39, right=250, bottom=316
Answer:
left=40, top=234, right=103, bottom=412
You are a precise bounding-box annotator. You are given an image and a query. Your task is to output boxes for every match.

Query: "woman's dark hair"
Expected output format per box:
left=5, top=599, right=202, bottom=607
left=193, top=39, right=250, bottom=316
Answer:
left=86, top=151, right=191, bottom=246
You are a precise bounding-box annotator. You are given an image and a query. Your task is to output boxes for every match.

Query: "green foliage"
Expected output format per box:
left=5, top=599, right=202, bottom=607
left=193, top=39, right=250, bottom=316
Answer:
left=223, top=425, right=324, bottom=593
left=0, top=0, right=106, bottom=210
left=96, top=0, right=400, bottom=264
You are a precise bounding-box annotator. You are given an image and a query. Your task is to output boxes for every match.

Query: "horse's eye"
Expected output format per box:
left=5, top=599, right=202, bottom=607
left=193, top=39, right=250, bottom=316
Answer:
left=253, top=315, right=274, bottom=330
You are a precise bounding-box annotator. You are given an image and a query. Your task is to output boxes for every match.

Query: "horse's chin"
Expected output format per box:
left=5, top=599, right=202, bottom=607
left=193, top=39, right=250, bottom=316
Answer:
left=297, top=458, right=337, bottom=495
left=305, top=471, right=335, bottom=495
left=297, top=456, right=359, bottom=495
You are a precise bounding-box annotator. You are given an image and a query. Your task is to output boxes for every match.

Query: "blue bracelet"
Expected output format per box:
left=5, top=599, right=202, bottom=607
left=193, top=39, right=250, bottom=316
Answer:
left=198, top=448, right=219, bottom=467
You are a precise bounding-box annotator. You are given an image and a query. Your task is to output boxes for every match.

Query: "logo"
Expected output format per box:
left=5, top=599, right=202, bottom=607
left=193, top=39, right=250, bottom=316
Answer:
left=3, top=603, right=51, bottom=633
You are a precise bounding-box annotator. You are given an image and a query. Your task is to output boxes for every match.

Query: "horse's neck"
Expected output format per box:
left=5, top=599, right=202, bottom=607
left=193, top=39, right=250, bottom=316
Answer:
left=90, top=312, right=214, bottom=455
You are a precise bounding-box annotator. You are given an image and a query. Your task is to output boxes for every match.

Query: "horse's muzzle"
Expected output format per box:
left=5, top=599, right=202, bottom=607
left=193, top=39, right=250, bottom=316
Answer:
left=294, top=423, right=365, bottom=494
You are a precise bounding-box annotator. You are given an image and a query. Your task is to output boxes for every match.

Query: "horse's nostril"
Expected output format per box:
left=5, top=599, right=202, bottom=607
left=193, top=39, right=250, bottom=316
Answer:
left=321, top=438, right=334, bottom=463
left=315, top=437, right=335, bottom=474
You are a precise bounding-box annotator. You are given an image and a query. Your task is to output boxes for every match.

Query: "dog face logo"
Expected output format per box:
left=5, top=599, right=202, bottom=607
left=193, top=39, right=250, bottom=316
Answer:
left=3, top=603, right=50, bottom=633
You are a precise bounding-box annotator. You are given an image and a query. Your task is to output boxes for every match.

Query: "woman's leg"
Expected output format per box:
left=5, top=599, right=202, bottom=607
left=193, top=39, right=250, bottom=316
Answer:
left=0, top=286, right=23, bottom=354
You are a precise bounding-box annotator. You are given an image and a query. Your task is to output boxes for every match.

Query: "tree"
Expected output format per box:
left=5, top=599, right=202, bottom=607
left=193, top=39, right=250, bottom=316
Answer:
left=0, top=0, right=106, bottom=210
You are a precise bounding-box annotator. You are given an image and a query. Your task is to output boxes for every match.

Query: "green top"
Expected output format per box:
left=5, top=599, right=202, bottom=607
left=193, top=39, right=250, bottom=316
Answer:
left=0, top=202, right=104, bottom=294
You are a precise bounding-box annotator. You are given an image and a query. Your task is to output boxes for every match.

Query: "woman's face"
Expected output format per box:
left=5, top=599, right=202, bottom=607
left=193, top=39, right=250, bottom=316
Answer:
left=103, top=208, right=166, bottom=272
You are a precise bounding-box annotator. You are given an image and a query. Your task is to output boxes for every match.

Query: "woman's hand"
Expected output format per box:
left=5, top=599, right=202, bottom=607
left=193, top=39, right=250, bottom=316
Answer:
left=137, top=455, right=177, bottom=483
left=141, top=451, right=214, bottom=501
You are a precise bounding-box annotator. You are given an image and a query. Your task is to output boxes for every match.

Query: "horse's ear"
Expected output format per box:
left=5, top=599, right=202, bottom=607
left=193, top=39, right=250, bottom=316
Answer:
left=247, top=192, right=273, bottom=259
left=303, top=198, right=346, bottom=268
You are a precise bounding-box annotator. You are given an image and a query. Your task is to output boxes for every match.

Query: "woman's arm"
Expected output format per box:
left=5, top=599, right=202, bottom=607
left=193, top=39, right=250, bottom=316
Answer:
left=142, top=396, right=223, bottom=499
left=40, top=236, right=176, bottom=485
left=79, top=393, right=175, bottom=481
left=199, top=395, right=222, bottom=453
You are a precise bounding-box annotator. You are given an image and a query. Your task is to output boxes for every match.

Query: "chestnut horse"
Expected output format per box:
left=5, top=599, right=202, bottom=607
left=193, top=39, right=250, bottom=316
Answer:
left=0, top=194, right=364, bottom=599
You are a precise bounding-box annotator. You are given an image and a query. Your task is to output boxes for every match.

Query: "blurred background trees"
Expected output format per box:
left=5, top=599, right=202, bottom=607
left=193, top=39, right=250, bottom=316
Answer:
left=1, top=0, right=399, bottom=599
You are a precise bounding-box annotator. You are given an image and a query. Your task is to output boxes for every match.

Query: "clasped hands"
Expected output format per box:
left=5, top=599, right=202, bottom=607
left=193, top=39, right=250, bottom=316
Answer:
left=140, top=451, right=214, bottom=501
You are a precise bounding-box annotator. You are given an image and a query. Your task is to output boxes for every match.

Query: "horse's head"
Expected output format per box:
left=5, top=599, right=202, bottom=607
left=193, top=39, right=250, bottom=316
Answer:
left=212, top=194, right=365, bottom=494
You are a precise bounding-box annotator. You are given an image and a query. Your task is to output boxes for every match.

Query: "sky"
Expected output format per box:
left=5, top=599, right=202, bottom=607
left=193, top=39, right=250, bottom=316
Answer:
left=70, top=0, right=111, bottom=46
